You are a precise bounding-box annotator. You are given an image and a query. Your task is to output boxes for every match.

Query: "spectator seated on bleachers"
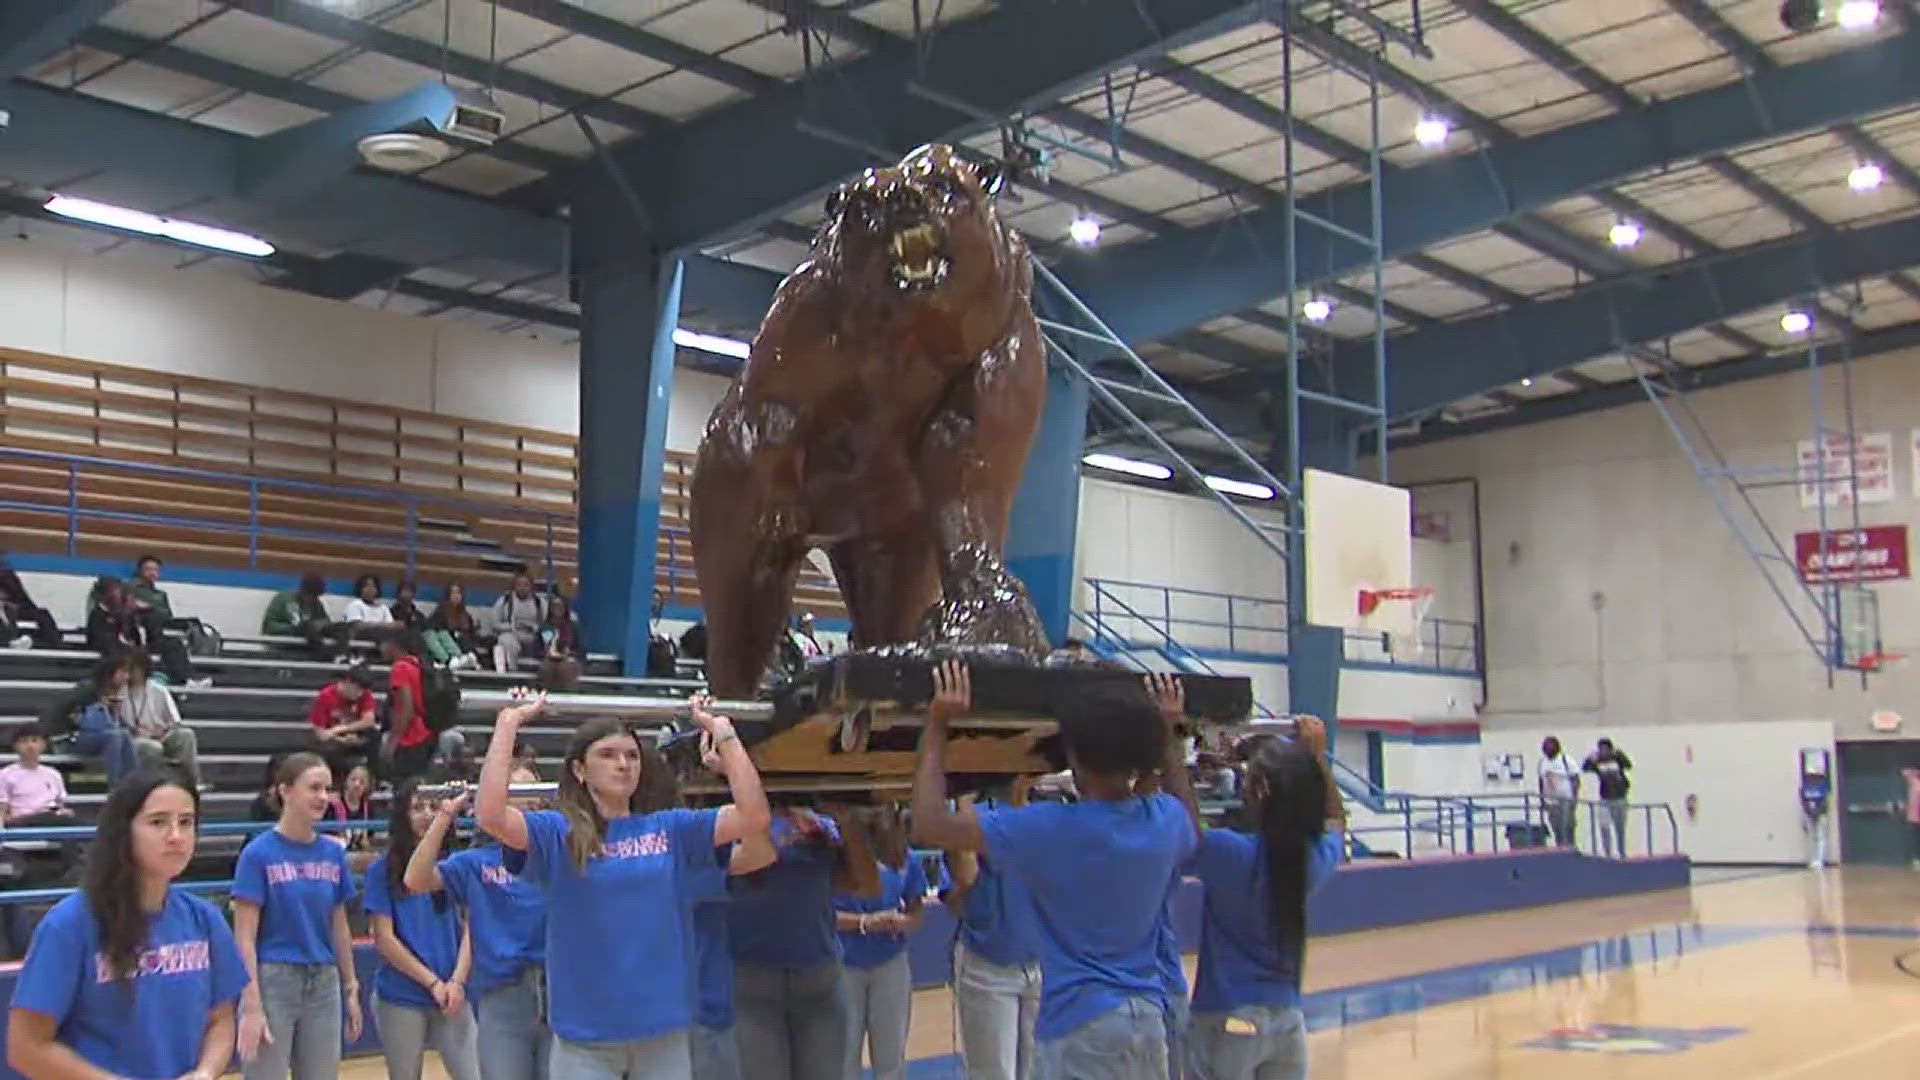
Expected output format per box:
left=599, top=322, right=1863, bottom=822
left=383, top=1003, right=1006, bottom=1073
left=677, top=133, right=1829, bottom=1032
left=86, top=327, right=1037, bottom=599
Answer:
left=309, top=666, right=380, bottom=777
left=0, top=556, right=62, bottom=650
left=84, top=576, right=201, bottom=687
left=380, top=631, right=465, bottom=782
left=91, top=555, right=220, bottom=656
left=113, top=651, right=203, bottom=792
left=344, top=573, right=394, bottom=638
left=491, top=572, right=545, bottom=672
left=327, top=762, right=379, bottom=874
left=0, top=726, right=71, bottom=828
left=68, top=655, right=138, bottom=784
left=539, top=593, right=583, bottom=691
left=390, top=579, right=425, bottom=629
left=423, top=581, right=484, bottom=671
left=263, top=572, right=351, bottom=659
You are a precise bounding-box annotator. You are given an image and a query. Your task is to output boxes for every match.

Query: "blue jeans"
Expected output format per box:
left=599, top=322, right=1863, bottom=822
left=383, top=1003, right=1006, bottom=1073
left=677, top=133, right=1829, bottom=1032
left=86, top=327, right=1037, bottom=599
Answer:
left=548, top=1031, right=689, bottom=1080
left=376, top=994, right=483, bottom=1080
left=478, top=968, right=551, bottom=1080
left=1187, top=1004, right=1306, bottom=1080
left=732, top=960, right=848, bottom=1080
left=690, top=1023, right=741, bottom=1080
left=1035, top=996, right=1167, bottom=1080
left=952, top=940, right=1040, bottom=1080
left=71, top=709, right=138, bottom=782
left=242, top=962, right=342, bottom=1080
left=843, top=951, right=912, bottom=1080
left=1164, top=995, right=1190, bottom=1080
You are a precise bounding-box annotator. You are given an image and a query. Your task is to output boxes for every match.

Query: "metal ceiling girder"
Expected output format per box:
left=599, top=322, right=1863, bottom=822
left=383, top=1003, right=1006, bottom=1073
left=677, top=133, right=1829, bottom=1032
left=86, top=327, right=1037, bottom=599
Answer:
left=1370, top=214, right=1920, bottom=417
left=1060, top=26, right=1920, bottom=344
left=0, top=0, right=116, bottom=82
left=615, top=0, right=1272, bottom=249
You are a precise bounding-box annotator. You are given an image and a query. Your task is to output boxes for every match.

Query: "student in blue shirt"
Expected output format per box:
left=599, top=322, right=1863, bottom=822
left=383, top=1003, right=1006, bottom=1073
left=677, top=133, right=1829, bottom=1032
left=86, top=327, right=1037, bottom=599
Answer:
left=726, top=803, right=878, bottom=1080
left=1185, top=721, right=1344, bottom=1080
left=832, top=807, right=927, bottom=1080
left=475, top=692, right=770, bottom=1080
left=232, top=751, right=363, bottom=1080
left=913, top=665, right=1201, bottom=1080
left=939, top=780, right=1044, bottom=1080
left=366, top=779, right=482, bottom=1080
left=407, top=764, right=552, bottom=1080
left=7, top=771, right=248, bottom=1080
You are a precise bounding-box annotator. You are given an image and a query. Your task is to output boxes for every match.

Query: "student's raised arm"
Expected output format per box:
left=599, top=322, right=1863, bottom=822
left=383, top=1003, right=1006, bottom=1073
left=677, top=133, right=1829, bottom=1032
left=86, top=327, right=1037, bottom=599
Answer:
left=476, top=694, right=545, bottom=851
left=690, top=696, right=771, bottom=846
left=910, top=662, right=984, bottom=853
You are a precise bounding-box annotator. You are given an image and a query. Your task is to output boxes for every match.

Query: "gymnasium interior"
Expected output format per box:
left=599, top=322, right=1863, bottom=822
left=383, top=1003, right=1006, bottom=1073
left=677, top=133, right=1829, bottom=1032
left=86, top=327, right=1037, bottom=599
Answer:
left=0, top=0, right=1918, bottom=1076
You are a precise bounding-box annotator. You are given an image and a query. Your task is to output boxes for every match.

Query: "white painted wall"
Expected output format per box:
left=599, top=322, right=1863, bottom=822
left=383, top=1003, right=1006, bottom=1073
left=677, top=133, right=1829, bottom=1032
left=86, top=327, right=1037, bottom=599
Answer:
left=0, top=239, right=735, bottom=452
left=1392, top=345, right=1920, bottom=742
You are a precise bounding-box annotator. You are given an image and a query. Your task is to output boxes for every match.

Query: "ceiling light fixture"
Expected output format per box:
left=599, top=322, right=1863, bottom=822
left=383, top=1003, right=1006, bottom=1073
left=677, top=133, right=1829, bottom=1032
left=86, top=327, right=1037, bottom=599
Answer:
left=1301, top=297, right=1333, bottom=323
left=1520, top=377, right=1534, bottom=388
left=1413, top=115, right=1450, bottom=147
left=1837, top=0, right=1882, bottom=30
left=1848, top=161, right=1885, bottom=192
left=1083, top=453, right=1172, bottom=481
left=45, top=194, right=275, bottom=258
left=1608, top=219, right=1643, bottom=248
left=1780, top=310, right=1813, bottom=335
left=1068, top=214, right=1101, bottom=246
left=672, top=328, right=752, bottom=360
left=1203, top=475, right=1277, bottom=500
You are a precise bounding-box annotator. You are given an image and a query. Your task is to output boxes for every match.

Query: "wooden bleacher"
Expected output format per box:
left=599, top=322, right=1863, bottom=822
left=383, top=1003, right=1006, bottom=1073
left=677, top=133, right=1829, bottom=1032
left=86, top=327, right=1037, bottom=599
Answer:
left=0, top=348, right=846, bottom=615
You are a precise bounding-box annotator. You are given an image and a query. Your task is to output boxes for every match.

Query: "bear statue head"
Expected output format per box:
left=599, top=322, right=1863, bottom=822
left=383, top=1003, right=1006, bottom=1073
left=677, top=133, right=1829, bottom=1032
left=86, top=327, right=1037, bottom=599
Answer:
left=819, top=144, right=1022, bottom=307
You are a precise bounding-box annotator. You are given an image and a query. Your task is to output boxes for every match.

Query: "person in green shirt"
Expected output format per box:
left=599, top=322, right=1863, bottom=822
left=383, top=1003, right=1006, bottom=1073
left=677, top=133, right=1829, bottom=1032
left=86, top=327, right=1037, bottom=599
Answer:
left=263, top=574, right=349, bottom=659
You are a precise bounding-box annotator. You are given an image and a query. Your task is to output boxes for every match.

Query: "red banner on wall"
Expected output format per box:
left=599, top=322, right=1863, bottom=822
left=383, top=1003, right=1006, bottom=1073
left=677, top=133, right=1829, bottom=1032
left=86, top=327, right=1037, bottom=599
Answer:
left=1793, top=525, right=1911, bottom=584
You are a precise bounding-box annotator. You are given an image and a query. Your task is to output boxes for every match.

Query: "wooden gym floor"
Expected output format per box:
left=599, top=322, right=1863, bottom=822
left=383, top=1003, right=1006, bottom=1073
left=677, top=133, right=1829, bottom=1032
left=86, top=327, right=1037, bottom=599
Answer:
left=335, top=866, right=1920, bottom=1078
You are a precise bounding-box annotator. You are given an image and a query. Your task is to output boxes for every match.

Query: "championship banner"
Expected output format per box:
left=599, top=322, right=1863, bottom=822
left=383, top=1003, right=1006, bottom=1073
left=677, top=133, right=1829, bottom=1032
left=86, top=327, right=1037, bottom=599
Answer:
left=1792, top=525, right=1910, bottom=585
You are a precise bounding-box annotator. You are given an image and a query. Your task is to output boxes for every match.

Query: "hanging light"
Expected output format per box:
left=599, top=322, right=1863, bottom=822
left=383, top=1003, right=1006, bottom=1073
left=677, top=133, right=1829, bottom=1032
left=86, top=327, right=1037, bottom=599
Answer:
left=1301, top=297, right=1333, bottom=323
left=1203, top=475, right=1276, bottom=500
left=1608, top=219, right=1643, bottom=248
left=672, top=328, right=751, bottom=360
left=1068, top=214, right=1101, bottom=246
left=1520, top=377, right=1534, bottom=388
left=1837, top=0, right=1882, bottom=30
left=1780, top=310, right=1814, bottom=335
left=1848, top=161, right=1885, bottom=192
left=1083, top=453, right=1172, bottom=480
left=1413, top=115, right=1450, bottom=147
left=45, top=194, right=275, bottom=258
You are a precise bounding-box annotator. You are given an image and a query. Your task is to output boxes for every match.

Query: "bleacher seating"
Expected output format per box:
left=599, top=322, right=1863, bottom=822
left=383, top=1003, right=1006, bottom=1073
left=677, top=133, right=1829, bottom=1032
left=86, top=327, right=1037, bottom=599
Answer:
left=0, top=346, right=847, bottom=617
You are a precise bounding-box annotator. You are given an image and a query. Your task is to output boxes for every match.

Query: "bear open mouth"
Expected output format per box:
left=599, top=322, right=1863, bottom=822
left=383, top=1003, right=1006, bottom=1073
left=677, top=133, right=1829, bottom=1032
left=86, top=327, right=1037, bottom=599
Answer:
left=887, top=222, right=950, bottom=291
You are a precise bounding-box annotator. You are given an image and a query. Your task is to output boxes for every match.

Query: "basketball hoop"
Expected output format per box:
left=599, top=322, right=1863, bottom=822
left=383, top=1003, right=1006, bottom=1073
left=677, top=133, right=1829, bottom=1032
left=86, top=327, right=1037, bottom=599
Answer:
left=1855, top=651, right=1906, bottom=673
left=1357, top=586, right=1435, bottom=660
left=1357, top=586, right=1434, bottom=618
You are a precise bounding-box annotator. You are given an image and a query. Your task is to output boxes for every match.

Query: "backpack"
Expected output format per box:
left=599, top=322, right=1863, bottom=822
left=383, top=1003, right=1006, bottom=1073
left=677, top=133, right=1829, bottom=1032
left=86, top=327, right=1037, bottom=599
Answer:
left=422, top=664, right=461, bottom=734
left=185, top=621, right=223, bottom=658
left=647, top=634, right=678, bottom=678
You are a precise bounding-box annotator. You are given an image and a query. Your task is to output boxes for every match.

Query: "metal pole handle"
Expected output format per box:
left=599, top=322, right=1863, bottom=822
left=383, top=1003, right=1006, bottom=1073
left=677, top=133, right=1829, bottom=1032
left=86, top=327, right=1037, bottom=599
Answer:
left=460, top=690, right=772, bottom=721
left=415, top=781, right=559, bottom=799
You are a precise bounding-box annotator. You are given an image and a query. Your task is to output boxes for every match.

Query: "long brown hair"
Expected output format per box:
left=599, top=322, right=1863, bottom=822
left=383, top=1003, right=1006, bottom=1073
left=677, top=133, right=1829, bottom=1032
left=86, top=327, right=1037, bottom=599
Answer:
left=87, top=772, right=199, bottom=986
left=555, top=718, right=679, bottom=871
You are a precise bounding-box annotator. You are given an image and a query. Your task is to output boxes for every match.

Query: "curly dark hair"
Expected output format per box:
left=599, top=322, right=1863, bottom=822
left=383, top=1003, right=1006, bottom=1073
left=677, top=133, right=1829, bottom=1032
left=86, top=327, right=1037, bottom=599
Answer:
left=86, top=771, right=199, bottom=985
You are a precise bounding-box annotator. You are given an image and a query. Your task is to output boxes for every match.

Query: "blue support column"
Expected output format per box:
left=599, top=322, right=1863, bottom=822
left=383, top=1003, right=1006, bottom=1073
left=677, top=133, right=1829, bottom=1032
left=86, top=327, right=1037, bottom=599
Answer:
left=1005, top=361, right=1090, bottom=647
left=572, top=174, right=680, bottom=675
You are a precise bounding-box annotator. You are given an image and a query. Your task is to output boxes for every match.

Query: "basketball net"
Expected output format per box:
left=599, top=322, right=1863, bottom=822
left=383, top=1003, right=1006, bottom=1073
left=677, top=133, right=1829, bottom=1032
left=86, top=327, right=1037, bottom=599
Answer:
left=1358, top=586, right=1435, bottom=660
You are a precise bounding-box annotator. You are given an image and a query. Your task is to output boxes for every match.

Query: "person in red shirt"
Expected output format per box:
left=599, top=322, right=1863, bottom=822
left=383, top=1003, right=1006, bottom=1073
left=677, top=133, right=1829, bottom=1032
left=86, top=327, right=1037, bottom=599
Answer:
left=380, top=632, right=465, bottom=781
left=309, top=666, right=379, bottom=777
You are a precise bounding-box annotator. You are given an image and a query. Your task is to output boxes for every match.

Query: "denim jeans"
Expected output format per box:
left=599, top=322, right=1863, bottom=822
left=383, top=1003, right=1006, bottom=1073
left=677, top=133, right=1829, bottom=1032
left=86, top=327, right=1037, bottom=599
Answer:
left=1035, top=996, right=1167, bottom=1080
left=135, top=725, right=201, bottom=788
left=1186, top=1004, right=1306, bottom=1080
left=952, top=940, right=1040, bottom=1080
left=843, top=951, right=912, bottom=1080
left=478, top=968, right=551, bottom=1080
left=1544, top=798, right=1577, bottom=847
left=548, top=1031, right=690, bottom=1080
left=1164, top=994, right=1190, bottom=1080
left=242, top=962, right=342, bottom=1080
left=1599, top=799, right=1629, bottom=857
left=732, top=960, right=848, bottom=1080
left=376, top=995, right=484, bottom=1080
left=71, top=708, right=138, bottom=782
left=690, top=1023, right=742, bottom=1080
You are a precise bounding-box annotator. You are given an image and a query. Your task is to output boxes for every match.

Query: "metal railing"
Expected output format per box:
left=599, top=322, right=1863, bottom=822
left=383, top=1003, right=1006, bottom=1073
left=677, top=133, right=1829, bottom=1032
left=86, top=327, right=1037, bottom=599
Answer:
left=1337, top=792, right=1681, bottom=860
left=1083, top=578, right=1481, bottom=675
left=0, top=445, right=571, bottom=586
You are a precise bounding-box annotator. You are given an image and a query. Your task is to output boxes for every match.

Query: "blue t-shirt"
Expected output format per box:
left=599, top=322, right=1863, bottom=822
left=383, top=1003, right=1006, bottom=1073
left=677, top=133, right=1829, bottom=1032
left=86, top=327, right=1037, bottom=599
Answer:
left=362, top=854, right=463, bottom=1009
left=1156, top=907, right=1187, bottom=1010
left=688, top=841, right=734, bottom=1031
left=439, top=844, right=546, bottom=997
left=12, top=890, right=249, bottom=1079
left=979, top=793, right=1199, bottom=1040
left=231, top=828, right=354, bottom=965
left=1189, top=829, right=1343, bottom=1014
left=834, top=856, right=928, bottom=970
left=726, top=814, right=844, bottom=968
left=943, top=852, right=1043, bottom=969
left=517, top=806, right=720, bottom=1043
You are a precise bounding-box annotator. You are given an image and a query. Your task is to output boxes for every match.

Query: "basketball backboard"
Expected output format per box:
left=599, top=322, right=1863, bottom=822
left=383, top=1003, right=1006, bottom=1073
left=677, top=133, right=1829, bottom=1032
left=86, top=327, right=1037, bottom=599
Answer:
left=1834, top=584, right=1880, bottom=668
left=1302, top=468, right=1416, bottom=639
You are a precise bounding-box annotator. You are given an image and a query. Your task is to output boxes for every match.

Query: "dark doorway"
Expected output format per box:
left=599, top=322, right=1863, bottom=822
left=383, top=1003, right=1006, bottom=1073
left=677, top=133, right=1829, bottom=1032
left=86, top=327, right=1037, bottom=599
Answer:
left=1836, top=739, right=1920, bottom=864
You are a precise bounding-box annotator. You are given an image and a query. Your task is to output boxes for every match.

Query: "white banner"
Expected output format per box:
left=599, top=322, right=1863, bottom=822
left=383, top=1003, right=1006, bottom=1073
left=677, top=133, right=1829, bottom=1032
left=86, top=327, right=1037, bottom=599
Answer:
left=1798, top=431, right=1892, bottom=508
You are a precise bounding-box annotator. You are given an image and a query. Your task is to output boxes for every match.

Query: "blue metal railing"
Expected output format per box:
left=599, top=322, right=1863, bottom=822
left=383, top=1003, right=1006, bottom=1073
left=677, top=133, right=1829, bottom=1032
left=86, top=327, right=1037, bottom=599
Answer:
left=1083, top=577, right=1481, bottom=675
left=0, top=446, right=571, bottom=587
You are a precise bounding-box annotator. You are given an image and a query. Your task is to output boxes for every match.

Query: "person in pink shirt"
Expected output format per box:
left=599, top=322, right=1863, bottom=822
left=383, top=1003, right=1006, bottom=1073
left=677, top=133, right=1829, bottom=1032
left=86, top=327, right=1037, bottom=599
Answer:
left=0, top=726, right=70, bottom=826
left=1902, top=766, right=1920, bottom=870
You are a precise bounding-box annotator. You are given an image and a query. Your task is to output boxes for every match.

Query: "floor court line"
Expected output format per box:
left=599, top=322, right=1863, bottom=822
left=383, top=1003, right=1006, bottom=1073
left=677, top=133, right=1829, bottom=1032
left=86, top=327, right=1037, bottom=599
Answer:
left=1747, top=1024, right=1920, bottom=1080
